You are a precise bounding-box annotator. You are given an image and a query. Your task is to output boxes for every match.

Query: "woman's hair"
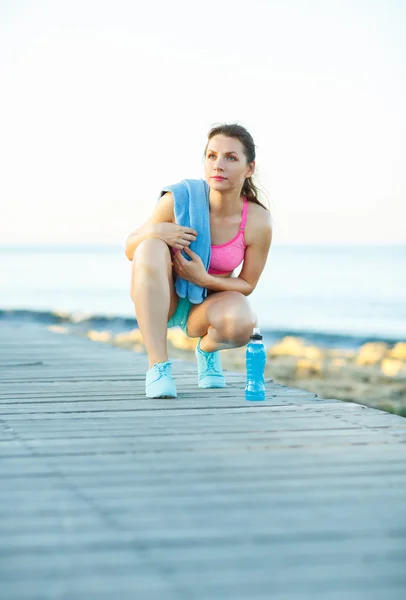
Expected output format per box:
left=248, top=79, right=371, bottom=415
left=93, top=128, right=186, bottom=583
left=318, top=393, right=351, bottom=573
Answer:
left=204, top=123, right=270, bottom=213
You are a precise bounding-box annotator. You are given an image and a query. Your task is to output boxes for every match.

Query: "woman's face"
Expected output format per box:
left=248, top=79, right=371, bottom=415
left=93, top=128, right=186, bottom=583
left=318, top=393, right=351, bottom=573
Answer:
left=204, top=134, right=255, bottom=194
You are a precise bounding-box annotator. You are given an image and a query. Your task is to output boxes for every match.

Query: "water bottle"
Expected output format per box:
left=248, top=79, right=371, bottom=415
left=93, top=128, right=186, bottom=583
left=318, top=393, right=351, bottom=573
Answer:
left=245, top=327, right=267, bottom=401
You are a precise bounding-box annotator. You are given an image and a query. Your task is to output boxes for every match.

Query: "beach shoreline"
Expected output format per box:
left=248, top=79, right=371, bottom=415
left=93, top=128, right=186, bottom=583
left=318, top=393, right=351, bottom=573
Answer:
left=1, top=307, right=404, bottom=349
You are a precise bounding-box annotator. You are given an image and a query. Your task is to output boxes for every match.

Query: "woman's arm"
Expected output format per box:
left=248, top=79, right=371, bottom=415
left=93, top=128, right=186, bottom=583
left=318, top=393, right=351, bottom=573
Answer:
left=202, top=211, right=273, bottom=296
left=202, top=274, right=254, bottom=296
left=124, top=223, right=158, bottom=261
left=124, top=192, right=175, bottom=260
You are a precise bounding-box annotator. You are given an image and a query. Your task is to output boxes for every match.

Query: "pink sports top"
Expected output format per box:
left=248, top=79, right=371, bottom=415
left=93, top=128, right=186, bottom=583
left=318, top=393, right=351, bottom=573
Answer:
left=208, top=196, right=248, bottom=275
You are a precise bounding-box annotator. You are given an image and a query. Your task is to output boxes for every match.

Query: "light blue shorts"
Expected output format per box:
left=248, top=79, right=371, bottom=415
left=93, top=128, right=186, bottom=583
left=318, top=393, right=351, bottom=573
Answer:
left=167, top=297, right=194, bottom=336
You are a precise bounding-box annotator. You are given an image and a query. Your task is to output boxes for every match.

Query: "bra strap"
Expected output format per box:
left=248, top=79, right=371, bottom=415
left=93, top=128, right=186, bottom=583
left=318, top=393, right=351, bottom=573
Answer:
left=239, top=196, right=248, bottom=231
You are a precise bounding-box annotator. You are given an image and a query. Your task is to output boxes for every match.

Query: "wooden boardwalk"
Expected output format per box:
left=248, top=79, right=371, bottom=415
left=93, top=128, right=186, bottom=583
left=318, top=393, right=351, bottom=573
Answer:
left=0, top=321, right=406, bottom=600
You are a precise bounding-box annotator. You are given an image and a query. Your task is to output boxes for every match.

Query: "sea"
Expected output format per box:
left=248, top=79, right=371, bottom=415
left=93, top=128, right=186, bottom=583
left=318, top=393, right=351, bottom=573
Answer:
left=0, top=244, right=405, bottom=350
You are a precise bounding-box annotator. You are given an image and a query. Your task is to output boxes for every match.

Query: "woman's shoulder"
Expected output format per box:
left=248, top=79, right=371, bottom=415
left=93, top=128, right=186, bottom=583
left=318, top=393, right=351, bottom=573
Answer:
left=245, top=200, right=273, bottom=246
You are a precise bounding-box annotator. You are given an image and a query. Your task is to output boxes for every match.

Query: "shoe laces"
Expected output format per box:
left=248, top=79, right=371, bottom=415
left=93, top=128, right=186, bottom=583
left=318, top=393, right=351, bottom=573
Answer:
left=204, top=351, right=221, bottom=374
left=154, top=362, right=171, bottom=379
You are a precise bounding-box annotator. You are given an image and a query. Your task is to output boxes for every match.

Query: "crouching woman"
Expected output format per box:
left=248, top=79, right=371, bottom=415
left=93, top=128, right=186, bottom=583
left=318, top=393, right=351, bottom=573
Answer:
left=125, top=123, right=273, bottom=398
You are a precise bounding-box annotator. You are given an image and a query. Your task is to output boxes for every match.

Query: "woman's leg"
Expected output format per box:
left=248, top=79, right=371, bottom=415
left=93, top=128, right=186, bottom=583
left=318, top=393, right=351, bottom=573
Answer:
left=186, top=291, right=257, bottom=351
left=130, top=238, right=178, bottom=368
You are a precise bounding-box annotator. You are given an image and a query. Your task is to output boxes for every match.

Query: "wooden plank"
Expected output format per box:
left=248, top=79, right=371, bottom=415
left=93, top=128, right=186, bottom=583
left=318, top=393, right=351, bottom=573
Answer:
left=0, top=321, right=405, bottom=600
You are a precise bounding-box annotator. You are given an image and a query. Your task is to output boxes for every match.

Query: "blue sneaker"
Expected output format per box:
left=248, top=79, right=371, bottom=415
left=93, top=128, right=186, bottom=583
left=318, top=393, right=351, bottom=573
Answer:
left=145, top=361, right=177, bottom=398
left=195, top=338, right=226, bottom=388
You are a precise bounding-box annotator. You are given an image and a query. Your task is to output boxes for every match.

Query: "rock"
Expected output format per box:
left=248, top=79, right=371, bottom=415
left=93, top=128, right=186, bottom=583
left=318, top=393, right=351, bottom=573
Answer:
left=355, top=342, right=389, bottom=366
left=268, top=336, right=304, bottom=357
left=114, top=329, right=144, bottom=345
left=381, top=358, right=406, bottom=379
left=296, top=358, right=323, bottom=377
left=387, top=342, right=406, bottom=361
left=48, top=325, right=67, bottom=334
left=87, top=330, right=112, bottom=343
left=268, top=336, right=324, bottom=360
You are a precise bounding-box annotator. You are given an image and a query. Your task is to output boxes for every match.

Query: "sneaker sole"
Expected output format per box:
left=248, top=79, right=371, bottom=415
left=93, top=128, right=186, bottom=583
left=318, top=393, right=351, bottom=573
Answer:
left=146, top=392, right=177, bottom=399
left=198, top=380, right=226, bottom=389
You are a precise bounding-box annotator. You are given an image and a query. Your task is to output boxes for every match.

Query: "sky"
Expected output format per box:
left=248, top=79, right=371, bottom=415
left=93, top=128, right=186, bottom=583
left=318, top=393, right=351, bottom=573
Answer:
left=0, top=0, right=405, bottom=246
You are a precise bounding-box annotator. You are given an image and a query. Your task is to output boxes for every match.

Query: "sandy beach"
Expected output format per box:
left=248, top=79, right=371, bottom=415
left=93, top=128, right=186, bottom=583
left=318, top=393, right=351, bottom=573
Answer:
left=48, top=324, right=406, bottom=417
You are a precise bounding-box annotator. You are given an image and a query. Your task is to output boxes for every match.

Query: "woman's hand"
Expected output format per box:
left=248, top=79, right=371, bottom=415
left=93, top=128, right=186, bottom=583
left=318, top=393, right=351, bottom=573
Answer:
left=152, top=222, right=198, bottom=250
left=172, top=247, right=209, bottom=286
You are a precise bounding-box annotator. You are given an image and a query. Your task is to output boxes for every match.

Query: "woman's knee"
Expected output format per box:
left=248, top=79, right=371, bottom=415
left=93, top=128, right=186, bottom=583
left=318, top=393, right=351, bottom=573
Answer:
left=132, top=238, right=172, bottom=275
left=215, top=293, right=257, bottom=344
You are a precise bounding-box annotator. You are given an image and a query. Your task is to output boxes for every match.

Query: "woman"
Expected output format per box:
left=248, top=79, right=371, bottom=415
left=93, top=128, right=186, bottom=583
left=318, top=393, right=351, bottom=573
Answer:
left=125, top=123, right=273, bottom=398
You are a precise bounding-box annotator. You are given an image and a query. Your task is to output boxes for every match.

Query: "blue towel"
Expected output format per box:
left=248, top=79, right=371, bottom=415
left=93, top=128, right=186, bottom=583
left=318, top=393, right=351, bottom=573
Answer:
left=158, top=178, right=211, bottom=304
